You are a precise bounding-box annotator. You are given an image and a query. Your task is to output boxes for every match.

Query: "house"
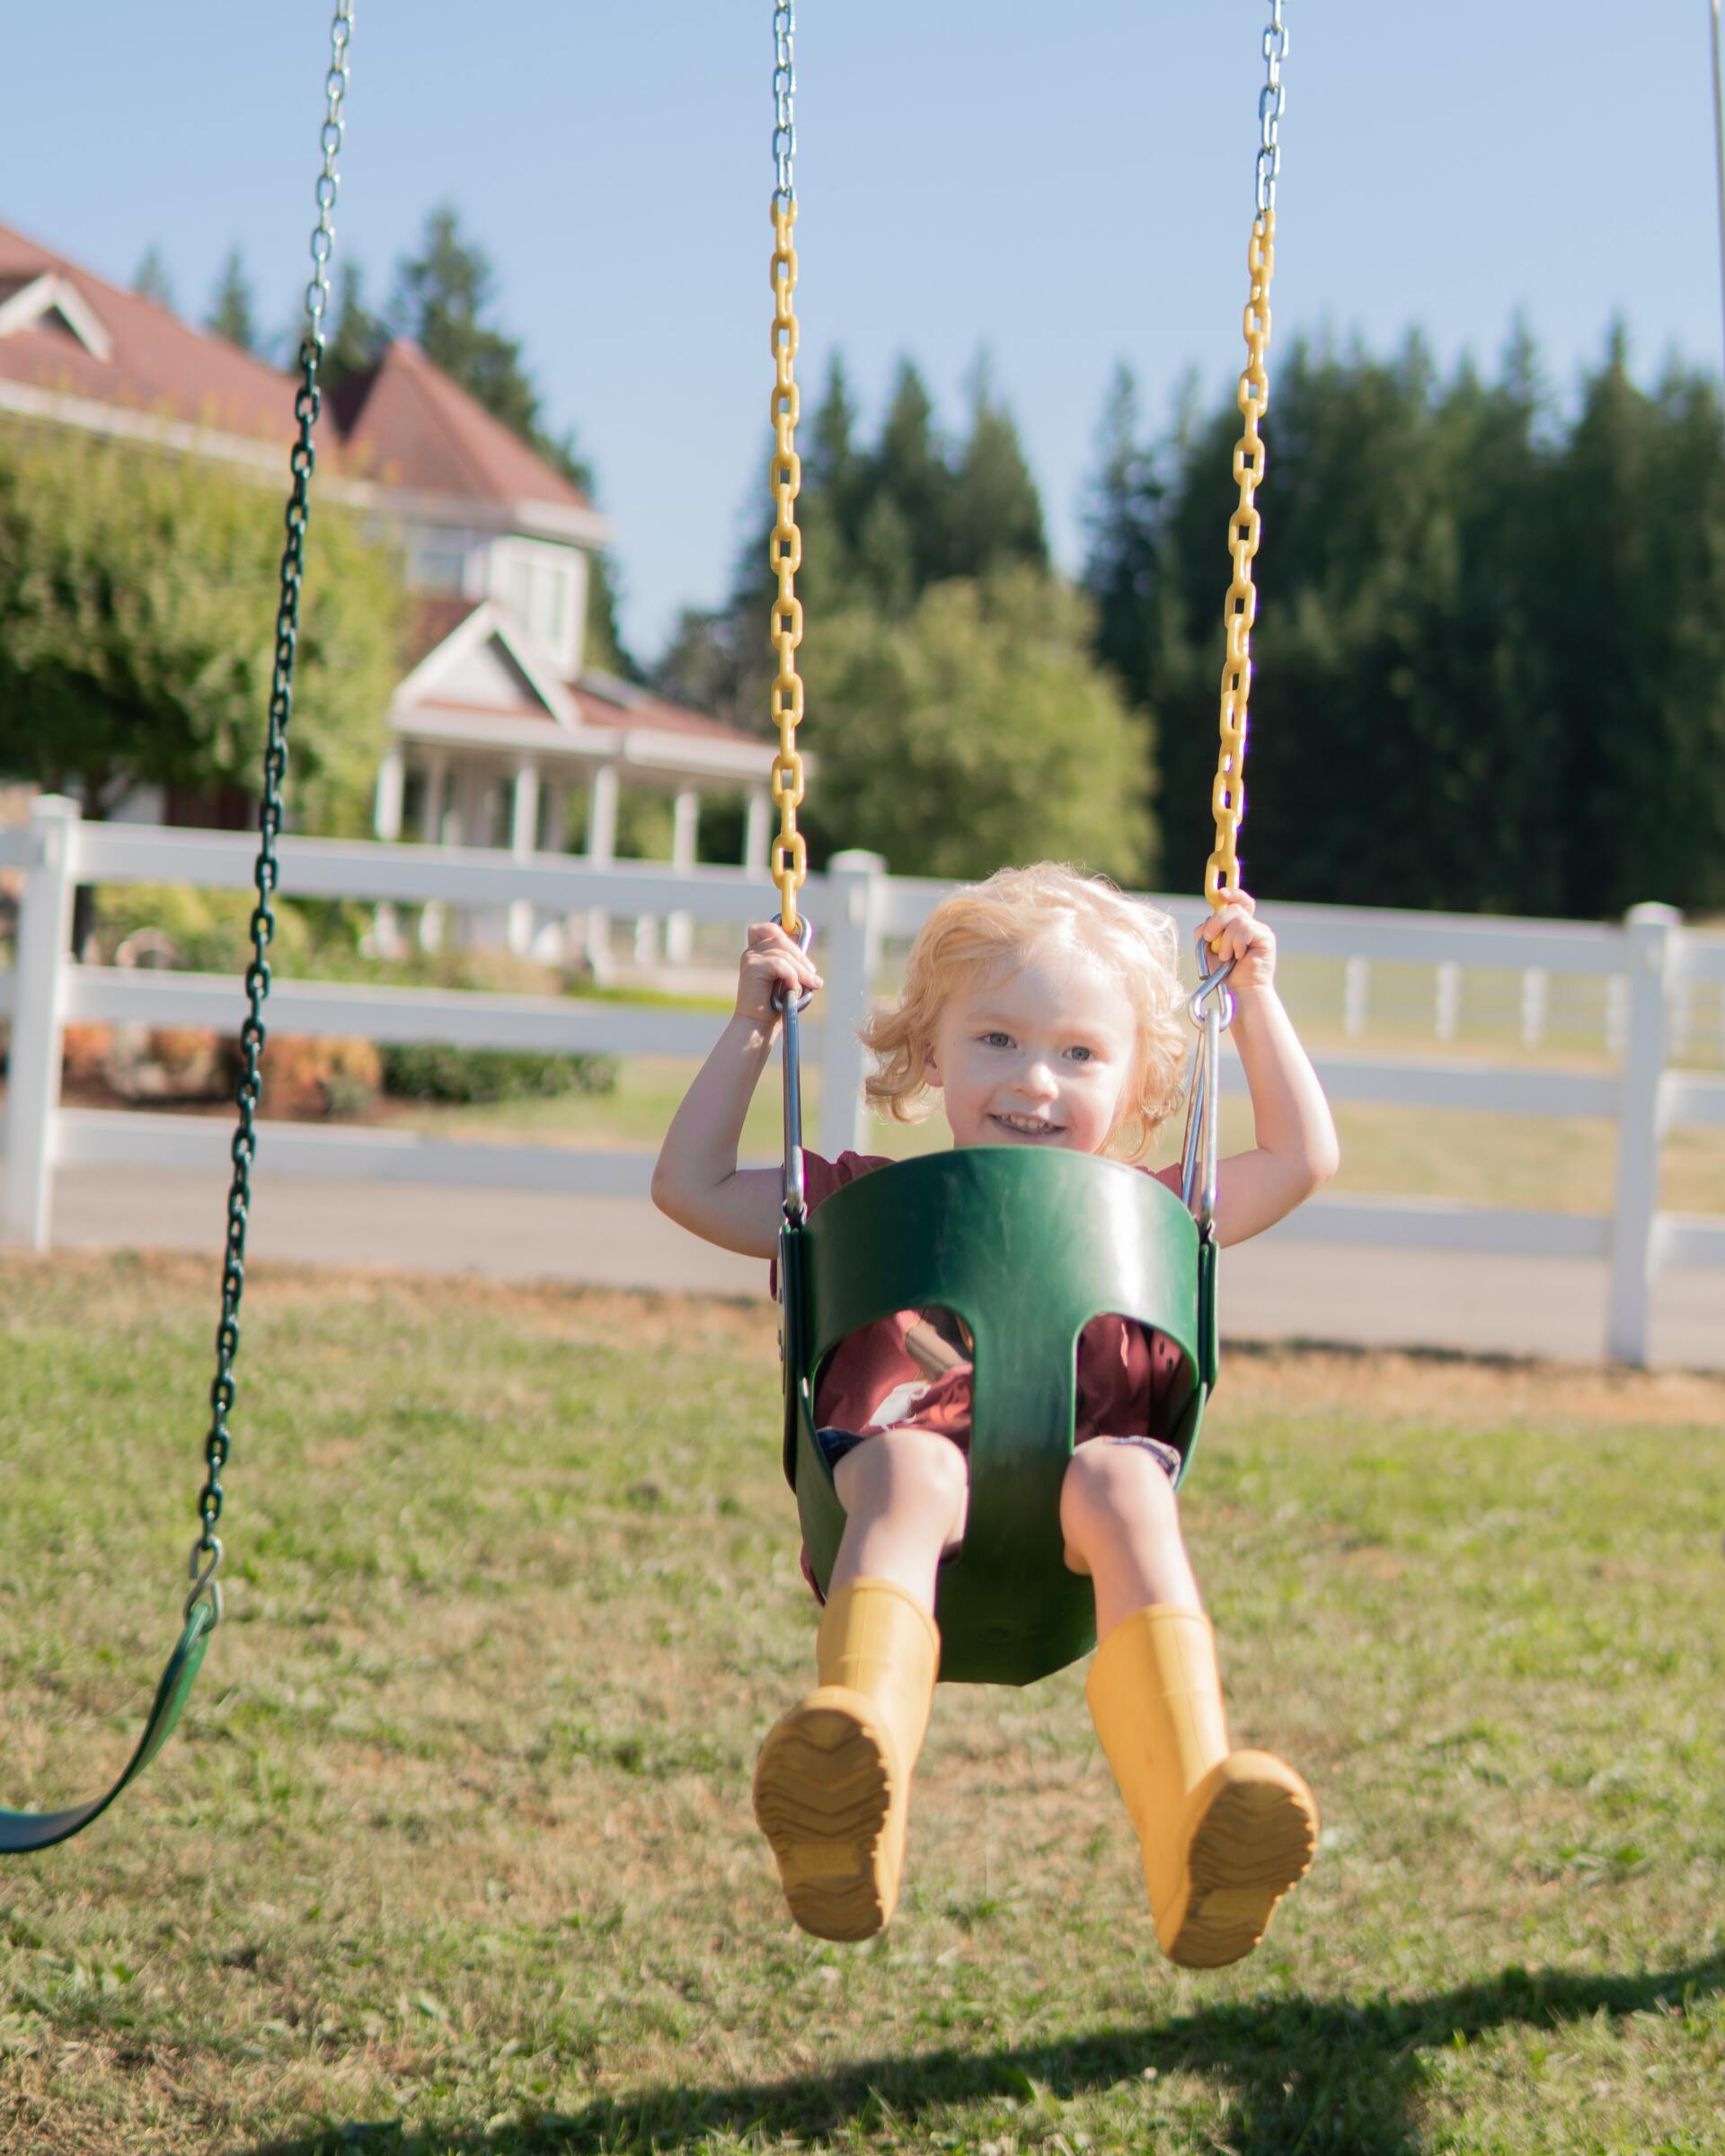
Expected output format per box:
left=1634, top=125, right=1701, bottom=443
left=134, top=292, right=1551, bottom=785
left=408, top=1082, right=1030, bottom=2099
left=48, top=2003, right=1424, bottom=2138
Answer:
left=0, top=221, right=773, bottom=976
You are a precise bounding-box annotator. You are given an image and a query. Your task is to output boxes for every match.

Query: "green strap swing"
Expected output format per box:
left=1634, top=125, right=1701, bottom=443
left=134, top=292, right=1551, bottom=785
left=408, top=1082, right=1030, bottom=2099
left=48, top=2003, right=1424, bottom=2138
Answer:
left=1, top=2, right=356, bottom=1855
left=766, top=1, right=1287, bottom=1688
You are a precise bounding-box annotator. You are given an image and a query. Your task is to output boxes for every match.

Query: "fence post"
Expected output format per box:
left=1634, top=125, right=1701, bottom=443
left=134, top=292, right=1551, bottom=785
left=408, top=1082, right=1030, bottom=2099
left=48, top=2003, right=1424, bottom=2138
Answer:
left=819, top=850, right=886, bottom=1160
left=3, top=794, right=78, bottom=1251
left=1606, top=901, right=1680, bottom=1365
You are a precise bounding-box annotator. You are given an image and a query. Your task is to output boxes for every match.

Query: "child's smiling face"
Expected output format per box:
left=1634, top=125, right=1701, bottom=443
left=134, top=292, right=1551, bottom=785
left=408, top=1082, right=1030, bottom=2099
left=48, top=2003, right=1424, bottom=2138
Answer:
left=924, top=938, right=1139, bottom=1155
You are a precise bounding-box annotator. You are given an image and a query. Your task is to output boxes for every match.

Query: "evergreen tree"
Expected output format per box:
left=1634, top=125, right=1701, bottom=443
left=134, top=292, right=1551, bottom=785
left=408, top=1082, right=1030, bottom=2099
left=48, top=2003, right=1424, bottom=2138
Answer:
left=388, top=205, right=540, bottom=440
left=132, top=244, right=175, bottom=313
left=941, top=356, right=1048, bottom=585
left=868, top=360, right=952, bottom=602
left=1541, top=329, right=1725, bottom=915
left=1083, top=363, right=1169, bottom=716
left=205, top=245, right=259, bottom=353
left=321, top=261, right=388, bottom=395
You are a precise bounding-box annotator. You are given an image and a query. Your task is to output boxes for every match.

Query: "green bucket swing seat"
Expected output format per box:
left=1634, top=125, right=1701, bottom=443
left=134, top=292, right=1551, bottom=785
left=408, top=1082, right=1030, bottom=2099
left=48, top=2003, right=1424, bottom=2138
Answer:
left=778, top=1135, right=1220, bottom=1689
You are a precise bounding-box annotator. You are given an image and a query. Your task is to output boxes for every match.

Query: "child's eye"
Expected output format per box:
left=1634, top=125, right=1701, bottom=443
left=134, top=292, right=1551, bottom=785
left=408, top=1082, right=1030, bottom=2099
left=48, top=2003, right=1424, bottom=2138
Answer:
left=979, top=1031, right=1013, bottom=1049
left=1066, top=1045, right=1096, bottom=1064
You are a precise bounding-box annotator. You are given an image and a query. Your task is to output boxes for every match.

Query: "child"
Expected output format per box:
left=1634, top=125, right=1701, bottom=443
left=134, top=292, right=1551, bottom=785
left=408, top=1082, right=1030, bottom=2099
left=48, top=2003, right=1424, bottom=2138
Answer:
left=651, top=862, right=1339, bottom=1966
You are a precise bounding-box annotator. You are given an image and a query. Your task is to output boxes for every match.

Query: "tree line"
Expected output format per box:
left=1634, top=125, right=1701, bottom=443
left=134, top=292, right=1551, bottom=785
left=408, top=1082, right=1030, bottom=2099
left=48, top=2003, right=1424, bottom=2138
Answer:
left=664, top=330, right=1725, bottom=920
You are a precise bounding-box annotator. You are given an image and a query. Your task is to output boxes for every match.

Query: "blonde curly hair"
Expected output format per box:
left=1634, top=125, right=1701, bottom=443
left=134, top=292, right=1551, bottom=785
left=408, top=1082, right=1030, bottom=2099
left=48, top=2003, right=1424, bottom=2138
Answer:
left=861, top=862, right=1190, bottom=1162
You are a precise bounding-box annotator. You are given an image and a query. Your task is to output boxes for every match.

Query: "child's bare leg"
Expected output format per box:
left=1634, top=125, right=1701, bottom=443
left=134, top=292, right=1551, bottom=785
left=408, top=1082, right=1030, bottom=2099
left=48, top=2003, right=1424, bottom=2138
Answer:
left=1063, top=1438, right=1316, bottom=1970
left=828, top=1427, right=969, bottom=1612
left=754, top=1427, right=960, bottom=1942
left=1058, top=1437, right=1199, bottom=1639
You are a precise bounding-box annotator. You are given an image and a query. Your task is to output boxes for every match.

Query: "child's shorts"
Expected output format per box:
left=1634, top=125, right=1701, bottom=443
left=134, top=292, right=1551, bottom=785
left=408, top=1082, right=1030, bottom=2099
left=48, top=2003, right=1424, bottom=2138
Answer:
left=815, top=1427, right=1182, bottom=1483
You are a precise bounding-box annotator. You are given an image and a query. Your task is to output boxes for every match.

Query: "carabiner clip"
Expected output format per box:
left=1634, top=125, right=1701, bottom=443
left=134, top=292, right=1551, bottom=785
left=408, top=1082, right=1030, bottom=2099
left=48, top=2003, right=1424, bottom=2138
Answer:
left=771, top=915, right=817, bottom=1016
left=1189, top=940, right=1237, bottom=1030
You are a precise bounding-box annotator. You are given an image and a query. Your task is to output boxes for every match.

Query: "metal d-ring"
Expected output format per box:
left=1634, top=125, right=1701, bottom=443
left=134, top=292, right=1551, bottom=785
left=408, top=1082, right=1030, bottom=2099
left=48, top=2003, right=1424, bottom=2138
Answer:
left=774, top=915, right=816, bottom=1224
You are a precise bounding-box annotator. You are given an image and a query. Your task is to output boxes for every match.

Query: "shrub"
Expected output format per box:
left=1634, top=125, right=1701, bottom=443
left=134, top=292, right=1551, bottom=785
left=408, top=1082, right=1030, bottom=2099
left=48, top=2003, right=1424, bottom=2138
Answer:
left=261, top=1035, right=384, bottom=1118
left=378, top=1042, right=617, bottom=1106
left=94, top=884, right=314, bottom=975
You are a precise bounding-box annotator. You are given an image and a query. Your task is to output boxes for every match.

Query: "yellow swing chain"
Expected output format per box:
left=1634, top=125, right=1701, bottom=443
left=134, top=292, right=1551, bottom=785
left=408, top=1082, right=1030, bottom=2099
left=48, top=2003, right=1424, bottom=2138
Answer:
left=768, top=2, right=807, bottom=936
left=1205, top=0, right=1287, bottom=914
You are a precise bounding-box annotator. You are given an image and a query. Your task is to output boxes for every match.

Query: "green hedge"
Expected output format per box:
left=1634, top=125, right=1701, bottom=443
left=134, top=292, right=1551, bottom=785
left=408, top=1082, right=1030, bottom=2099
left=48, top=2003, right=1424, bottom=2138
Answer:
left=378, top=1042, right=617, bottom=1106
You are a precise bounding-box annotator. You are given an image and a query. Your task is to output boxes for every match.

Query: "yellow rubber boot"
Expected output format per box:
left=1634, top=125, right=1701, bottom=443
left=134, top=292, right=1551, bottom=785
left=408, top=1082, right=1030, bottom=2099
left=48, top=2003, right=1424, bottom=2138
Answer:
left=752, top=1577, right=939, bottom=1942
left=1085, top=1604, right=1318, bottom=1969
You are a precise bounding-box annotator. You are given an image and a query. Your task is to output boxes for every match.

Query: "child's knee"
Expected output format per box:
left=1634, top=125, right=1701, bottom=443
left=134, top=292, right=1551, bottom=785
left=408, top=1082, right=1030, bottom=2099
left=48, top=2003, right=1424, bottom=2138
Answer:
left=836, top=1427, right=969, bottom=1531
left=1060, top=1438, right=1179, bottom=1549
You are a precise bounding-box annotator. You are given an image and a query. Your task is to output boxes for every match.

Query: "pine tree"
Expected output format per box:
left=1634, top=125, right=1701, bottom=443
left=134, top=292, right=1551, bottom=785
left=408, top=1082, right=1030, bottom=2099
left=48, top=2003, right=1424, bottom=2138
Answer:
left=205, top=245, right=258, bottom=353
left=132, top=244, right=175, bottom=313
left=941, top=356, right=1048, bottom=585
left=389, top=205, right=541, bottom=440
left=321, top=262, right=388, bottom=394
left=869, top=360, right=952, bottom=602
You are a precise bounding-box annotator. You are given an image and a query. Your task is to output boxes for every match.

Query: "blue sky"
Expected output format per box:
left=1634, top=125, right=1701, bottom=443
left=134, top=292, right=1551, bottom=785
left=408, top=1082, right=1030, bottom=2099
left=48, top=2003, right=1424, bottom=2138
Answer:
left=9, top=4, right=1722, bottom=658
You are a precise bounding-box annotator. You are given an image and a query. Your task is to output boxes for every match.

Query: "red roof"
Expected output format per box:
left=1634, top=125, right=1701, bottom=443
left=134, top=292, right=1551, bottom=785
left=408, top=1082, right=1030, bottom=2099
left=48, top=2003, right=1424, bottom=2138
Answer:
left=0, top=225, right=302, bottom=448
left=0, top=222, right=591, bottom=515
left=571, top=676, right=760, bottom=747
left=337, top=341, right=591, bottom=511
left=404, top=596, right=484, bottom=670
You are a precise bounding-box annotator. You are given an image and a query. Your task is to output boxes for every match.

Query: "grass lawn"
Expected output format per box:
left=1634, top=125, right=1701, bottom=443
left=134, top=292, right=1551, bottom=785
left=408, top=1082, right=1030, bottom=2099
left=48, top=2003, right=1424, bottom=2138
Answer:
left=2, top=1255, right=1722, bottom=2155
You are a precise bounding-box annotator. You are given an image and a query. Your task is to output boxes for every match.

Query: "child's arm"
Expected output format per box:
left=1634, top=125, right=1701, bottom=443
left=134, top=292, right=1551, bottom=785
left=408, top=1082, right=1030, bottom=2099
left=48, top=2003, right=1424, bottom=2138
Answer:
left=650, top=921, right=823, bottom=1258
left=1170, top=894, right=1340, bottom=1247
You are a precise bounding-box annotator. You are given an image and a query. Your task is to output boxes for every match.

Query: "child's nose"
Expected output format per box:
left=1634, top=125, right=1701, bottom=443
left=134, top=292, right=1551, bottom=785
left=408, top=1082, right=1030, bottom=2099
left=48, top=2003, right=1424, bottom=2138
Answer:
left=1016, top=1057, right=1060, bottom=1100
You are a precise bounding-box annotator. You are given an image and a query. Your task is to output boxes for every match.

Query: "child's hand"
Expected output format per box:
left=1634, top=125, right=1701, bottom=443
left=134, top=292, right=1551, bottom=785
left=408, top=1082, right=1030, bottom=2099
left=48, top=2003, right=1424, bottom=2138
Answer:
left=1199, top=892, right=1278, bottom=1003
left=735, top=920, right=823, bottom=1028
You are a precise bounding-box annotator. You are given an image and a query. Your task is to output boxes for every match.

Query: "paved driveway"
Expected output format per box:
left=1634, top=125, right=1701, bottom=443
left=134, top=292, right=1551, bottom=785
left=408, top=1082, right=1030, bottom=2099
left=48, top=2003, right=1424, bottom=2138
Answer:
left=20, top=1161, right=1722, bottom=1372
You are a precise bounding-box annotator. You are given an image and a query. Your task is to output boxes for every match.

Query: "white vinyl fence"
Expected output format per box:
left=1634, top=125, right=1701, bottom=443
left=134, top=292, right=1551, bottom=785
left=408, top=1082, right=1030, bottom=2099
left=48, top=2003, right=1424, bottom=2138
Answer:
left=2, top=794, right=1722, bottom=1365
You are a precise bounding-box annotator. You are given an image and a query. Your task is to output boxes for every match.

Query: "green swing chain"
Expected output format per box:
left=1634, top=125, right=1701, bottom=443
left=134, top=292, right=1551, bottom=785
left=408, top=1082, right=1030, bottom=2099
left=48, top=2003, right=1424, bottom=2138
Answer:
left=189, top=0, right=354, bottom=1627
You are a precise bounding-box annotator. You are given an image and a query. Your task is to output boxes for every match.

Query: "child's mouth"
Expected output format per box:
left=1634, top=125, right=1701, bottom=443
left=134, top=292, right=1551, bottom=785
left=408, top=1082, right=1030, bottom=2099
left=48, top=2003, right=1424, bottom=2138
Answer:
left=989, top=1113, right=1064, bottom=1140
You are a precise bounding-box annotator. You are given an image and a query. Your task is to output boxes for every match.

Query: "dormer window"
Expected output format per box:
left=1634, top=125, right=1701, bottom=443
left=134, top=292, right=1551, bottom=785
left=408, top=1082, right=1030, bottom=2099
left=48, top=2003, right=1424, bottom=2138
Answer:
left=491, top=537, right=581, bottom=671
left=0, top=272, right=114, bottom=362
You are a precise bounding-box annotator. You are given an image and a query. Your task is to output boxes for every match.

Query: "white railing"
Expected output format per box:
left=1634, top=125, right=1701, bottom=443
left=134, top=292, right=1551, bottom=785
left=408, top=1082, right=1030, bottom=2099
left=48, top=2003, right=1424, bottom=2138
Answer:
left=2, top=795, right=1721, bottom=1364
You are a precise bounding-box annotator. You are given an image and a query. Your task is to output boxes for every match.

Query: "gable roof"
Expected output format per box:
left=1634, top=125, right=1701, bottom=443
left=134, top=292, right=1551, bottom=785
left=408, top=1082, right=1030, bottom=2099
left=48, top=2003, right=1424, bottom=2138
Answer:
left=397, top=597, right=765, bottom=763
left=0, top=224, right=304, bottom=450
left=0, top=222, right=601, bottom=531
left=335, top=340, right=591, bottom=512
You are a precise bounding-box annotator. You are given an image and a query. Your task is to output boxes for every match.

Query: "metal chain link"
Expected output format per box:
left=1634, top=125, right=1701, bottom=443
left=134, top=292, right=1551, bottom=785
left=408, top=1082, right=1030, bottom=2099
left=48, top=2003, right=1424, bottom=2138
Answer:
left=1206, top=5, right=1285, bottom=912
left=1255, top=0, right=1287, bottom=216
left=768, top=2, right=806, bottom=933
left=773, top=2, right=797, bottom=207
left=189, top=0, right=353, bottom=1624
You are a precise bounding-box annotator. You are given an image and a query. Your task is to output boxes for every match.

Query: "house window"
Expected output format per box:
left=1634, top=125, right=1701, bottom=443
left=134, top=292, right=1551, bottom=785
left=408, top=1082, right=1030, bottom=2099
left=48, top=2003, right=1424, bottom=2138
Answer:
left=495, top=543, right=574, bottom=656
left=408, top=533, right=471, bottom=594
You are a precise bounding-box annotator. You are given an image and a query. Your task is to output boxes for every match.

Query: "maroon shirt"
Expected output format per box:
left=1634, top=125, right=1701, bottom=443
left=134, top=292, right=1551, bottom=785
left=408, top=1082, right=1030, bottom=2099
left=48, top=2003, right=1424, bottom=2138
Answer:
left=782, top=1148, right=1186, bottom=1445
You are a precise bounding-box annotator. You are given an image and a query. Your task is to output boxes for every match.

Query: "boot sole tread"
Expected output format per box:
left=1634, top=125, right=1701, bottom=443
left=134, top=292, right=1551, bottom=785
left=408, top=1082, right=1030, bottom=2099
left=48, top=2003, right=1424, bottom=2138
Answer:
left=753, top=1701, right=896, bottom=1944
left=1165, top=1772, right=1318, bottom=1970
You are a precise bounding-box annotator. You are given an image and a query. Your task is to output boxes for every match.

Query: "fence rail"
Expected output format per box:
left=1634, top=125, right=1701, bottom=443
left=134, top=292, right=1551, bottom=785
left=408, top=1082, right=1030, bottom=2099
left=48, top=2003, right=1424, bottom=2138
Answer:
left=2, top=796, right=1721, bottom=1363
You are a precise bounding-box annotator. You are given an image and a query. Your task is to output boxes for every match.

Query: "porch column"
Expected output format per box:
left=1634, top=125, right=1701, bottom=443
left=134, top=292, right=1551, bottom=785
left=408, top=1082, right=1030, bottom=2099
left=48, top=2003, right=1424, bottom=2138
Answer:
left=373, top=745, right=405, bottom=841
left=509, top=759, right=541, bottom=956
left=667, top=786, right=700, bottom=966
left=743, top=790, right=772, bottom=874
left=418, top=753, right=451, bottom=950
left=585, top=763, right=619, bottom=985
left=543, top=777, right=570, bottom=853
left=420, top=753, right=450, bottom=842
left=371, top=746, right=407, bottom=957
left=543, top=777, right=571, bottom=964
